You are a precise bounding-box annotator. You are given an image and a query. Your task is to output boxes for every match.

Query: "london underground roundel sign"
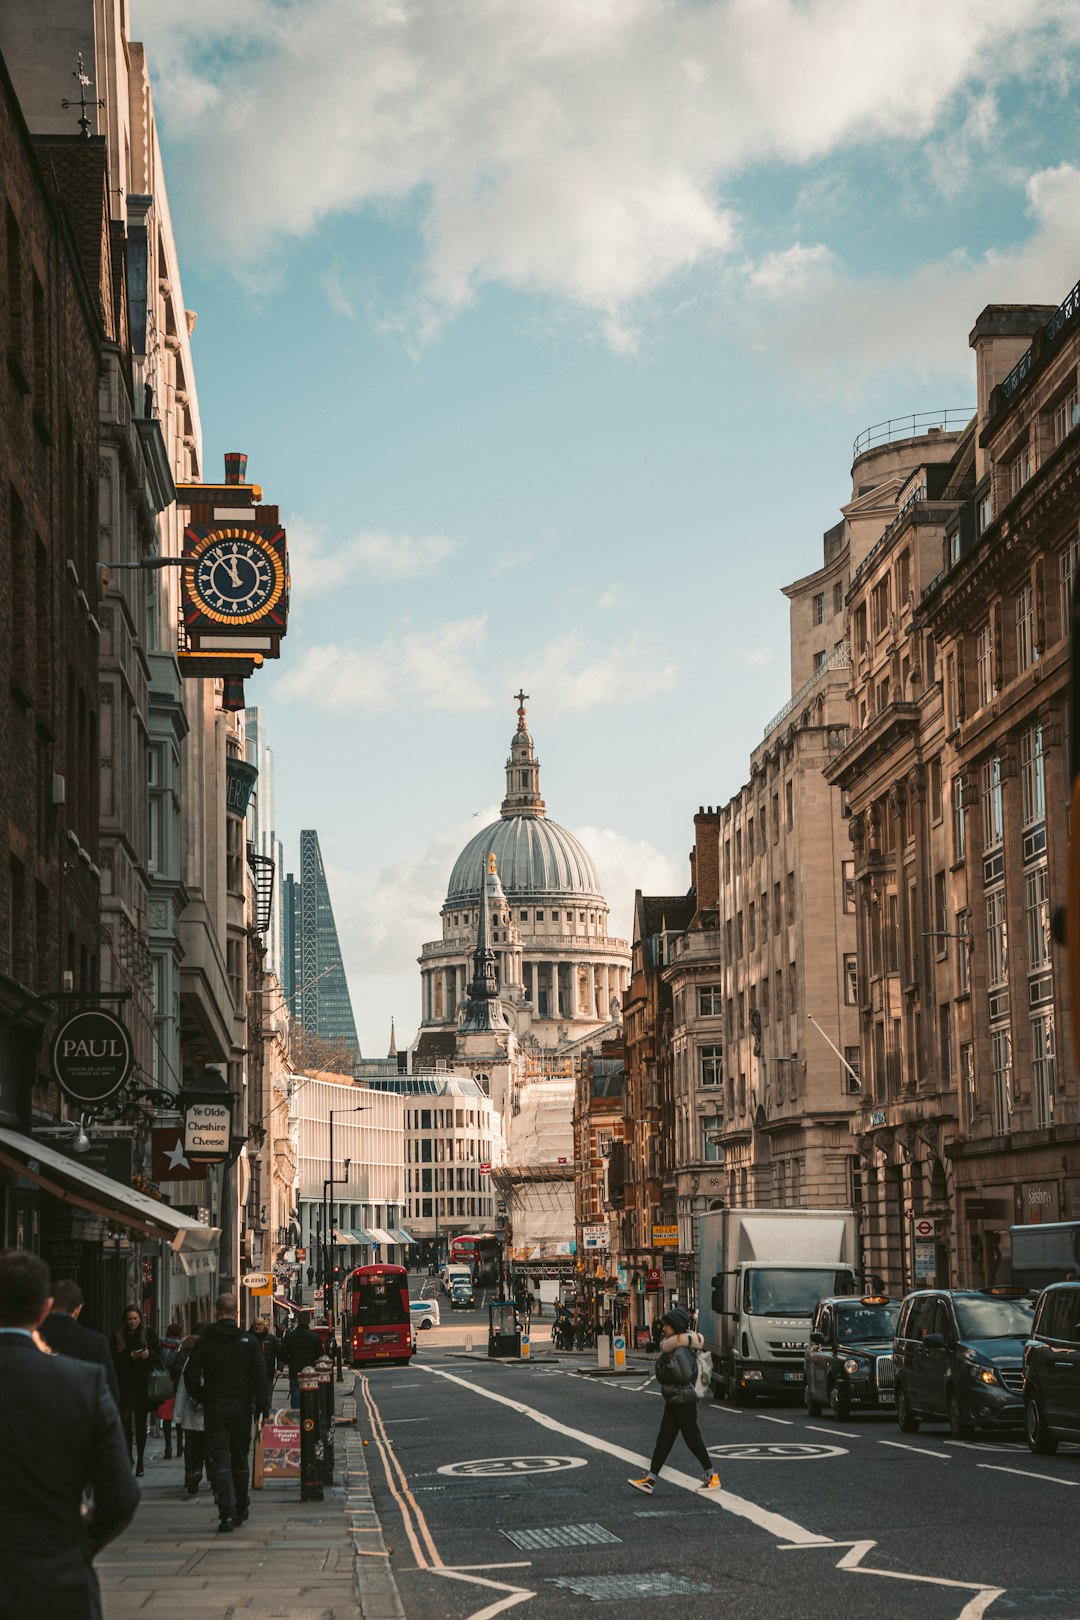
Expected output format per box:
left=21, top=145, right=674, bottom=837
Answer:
left=51, top=1010, right=133, bottom=1106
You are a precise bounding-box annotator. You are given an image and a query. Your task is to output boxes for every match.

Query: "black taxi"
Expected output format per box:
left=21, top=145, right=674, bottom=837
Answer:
left=804, top=1295, right=901, bottom=1421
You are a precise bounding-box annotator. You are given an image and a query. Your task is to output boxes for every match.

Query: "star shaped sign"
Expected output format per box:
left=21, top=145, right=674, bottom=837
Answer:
left=165, top=1139, right=190, bottom=1171
left=151, top=1126, right=202, bottom=1181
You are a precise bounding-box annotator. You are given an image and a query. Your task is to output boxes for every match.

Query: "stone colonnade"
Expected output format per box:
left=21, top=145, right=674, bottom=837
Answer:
left=420, top=958, right=627, bottom=1023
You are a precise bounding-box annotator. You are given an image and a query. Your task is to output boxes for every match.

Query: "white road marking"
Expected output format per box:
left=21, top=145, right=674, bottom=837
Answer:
left=805, top=1425, right=860, bottom=1439
left=384, top=1417, right=430, bottom=1424
left=417, top=1365, right=1007, bottom=1619
left=447, top=1563, right=534, bottom=1571
left=978, top=1463, right=1080, bottom=1488
left=758, top=1415, right=795, bottom=1425
left=879, top=1440, right=950, bottom=1459
left=944, top=1440, right=1022, bottom=1453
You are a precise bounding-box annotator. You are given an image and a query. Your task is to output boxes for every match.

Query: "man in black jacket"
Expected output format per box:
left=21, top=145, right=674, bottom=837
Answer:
left=39, top=1278, right=122, bottom=1407
left=184, top=1292, right=269, bottom=1533
left=0, top=1249, right=139, bottom=1620
left=280, top=1310, right=325, bottom=1411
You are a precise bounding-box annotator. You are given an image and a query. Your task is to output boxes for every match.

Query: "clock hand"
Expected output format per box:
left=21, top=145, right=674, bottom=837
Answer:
left=226, top=548, right=242, bottom=588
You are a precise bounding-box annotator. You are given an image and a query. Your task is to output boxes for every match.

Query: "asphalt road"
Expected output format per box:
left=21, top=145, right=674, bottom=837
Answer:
left=355, top=1285, right=1080, bottom=1620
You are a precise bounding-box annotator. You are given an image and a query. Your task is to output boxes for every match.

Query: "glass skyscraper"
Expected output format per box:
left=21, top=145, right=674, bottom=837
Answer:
left=284, top=829, right=360, bottom=1053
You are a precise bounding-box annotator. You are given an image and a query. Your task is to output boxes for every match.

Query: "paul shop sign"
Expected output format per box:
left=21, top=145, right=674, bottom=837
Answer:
left=51, top=1010, right=133, bottom=1106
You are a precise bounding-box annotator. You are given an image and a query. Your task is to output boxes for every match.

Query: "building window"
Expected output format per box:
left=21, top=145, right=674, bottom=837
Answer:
left=841, top=860, right=855, bottom=913
left=871, top=577, right=889, bottom=639
left=990, top=1026, right=1013, bottom=1135
left=698, top=985, right=722, bottom=1016
left=785, top=780, right=793, bottom=830
left=1016, top=580, right=1037, bottom=671
left=833, top=581, right=844, bottom=615
left=1026, top=864, right=1052, bottom=971
left=938, top=1004, right=951, bottom=1088
left=960, top=1041, right=975, bottom=1129
left=748, top=901, right=756, bottom=951
left=978, top=488, right=993, bottom=532
left=786, top=870, right=795, bottom=926
left=700, top=1045, right=723, bottom=1086
left=981, top=755, right=1003, bottom=850
left=945, top=652, right=959, bottom=732
left=813, top=592, right=826, bottom=625
left=933, top=872, right=947, bottom=955
left=952, top=775, right=966, bottom=863
left=955, top=908, right=970, bottom=994
left=985, top=888, right=1008, bottom=989
left=1059, top=534, right=1080, bottom=633
left=843, top=953, right=858, bottom=1005
left=843, top=1045, right=861, bottom=1093
left=1008, top=442, right=1033, bottom=499
left=702, top=1115, right=723, bottom=1162
left=975, top=620, right=993, bottom=707
left=814, top=649, right=826, bottom=670
left=1020, top=724, right=1045, bottom=828
left=1031, top=1010, right=1056, bottom=1130
left=535, top=911, right=544, bottom=922
left=1052, top=388, right=1079, bottom=447
left=773, top=881, right=782, bottom=934
left=930, top=759, right=943, bottom=823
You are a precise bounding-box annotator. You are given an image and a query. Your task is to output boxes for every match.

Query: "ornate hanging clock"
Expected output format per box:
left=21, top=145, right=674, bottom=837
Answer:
left=182, top=524, right=290, bottom=635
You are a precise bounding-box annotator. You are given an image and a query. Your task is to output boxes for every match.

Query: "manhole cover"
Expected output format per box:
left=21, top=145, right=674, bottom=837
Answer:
left=547, top=1574, right=713, bottom=1600
left=438, top=1455, right=588, bottom=1477
left=502, top=1523, right=620, bottom=1550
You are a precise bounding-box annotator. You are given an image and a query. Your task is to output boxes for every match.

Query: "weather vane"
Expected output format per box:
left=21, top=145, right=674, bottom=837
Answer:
left=61, top=53, right=104, bottom=139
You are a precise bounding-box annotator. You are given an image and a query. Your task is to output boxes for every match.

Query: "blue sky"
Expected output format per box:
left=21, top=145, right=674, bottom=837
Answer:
left=138, top=0, right=1080, bottom=1055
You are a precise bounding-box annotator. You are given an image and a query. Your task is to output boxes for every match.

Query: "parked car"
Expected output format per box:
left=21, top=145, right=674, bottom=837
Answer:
left=893, top=1287, right=1035, bottom=1439
left=804, top=1295, right=901, bottom=1420
left=410, top=1299, right=441, bottom=1330
left=1023, top=1280, right=1080, bottom=1454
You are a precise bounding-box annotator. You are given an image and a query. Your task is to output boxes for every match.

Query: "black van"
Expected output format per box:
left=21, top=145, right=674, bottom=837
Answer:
left=1023, top=1281, right=1080, bottom=1454
left=893, top=1287, right=1035, bottom=1438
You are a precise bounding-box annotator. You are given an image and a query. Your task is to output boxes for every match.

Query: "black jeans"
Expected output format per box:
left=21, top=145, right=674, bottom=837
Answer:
left=183, top=1429, right=208, bottom=1490
left=650, top=1399, right=712, bottom=1475
left=121, top=1401, right=150, bottom=1467
left=204, top=1403, right=253, bottom=1519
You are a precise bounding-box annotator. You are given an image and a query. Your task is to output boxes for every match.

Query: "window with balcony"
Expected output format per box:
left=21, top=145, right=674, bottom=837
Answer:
left=1008, top=442, right=1033, bottom=499
left=951, top=774, right=966, bottom=863
left=981, top=755, right=1003, bottom=850
left=1020, top=724, right=1045, bottom=829
left=975, top=620, right=993, bottom=707
left=1016, top=580, right=1037, bottom=672
left=698, top=985, right=722, bottom=1016
left=700, top=1045, right=723, bottom=1086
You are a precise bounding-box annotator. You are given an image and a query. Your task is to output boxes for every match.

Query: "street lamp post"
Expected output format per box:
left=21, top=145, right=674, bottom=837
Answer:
left=324, top=1103, right=370, bottom=1338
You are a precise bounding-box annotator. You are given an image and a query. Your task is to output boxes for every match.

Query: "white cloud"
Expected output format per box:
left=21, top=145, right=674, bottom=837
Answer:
left=746, top=242, right=835, bottom=296
left=598, top=583, right=628, bottom=611
left=140, top=0, right=1076, bottom=343
left=287, top=520, right=456, bottom=593
left=520, top=633, right=680, bottom=713
left=570, top=826, right=686, bottom=940
left=728, top=646, right=776, bottom=669
left=740, top=163, right=1080, bottom=394
left=320, top=262, right=356, bottom=321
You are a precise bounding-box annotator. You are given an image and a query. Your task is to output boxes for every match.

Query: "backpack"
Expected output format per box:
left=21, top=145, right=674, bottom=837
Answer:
left=690, top=1346, right=713, bottom=1400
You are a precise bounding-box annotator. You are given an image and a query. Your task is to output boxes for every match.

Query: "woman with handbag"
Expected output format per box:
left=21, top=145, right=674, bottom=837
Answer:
left=111, top=1306, right=164, bottom=1475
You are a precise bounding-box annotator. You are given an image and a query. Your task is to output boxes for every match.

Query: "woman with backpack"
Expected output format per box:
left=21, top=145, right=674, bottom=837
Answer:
left=628, top=1306, right=719, bottom=1495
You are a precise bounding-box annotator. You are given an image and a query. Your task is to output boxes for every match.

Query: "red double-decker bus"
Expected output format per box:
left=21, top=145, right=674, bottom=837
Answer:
left=345, top=1263, right=413, bottom=1366
left=449, top=1232, right=502, bottom=1285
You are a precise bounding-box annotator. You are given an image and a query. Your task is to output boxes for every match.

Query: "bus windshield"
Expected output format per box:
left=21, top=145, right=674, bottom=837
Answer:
left=747, top=1269, right=856, bottom=1317
left=352, top=1276, right=408, bottom=1326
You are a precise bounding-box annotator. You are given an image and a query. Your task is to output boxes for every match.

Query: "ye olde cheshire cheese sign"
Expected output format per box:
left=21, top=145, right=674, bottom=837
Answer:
left=51, top=1010, right=133, bottom=1105
left=184, top=1101, right=230, bottom=1159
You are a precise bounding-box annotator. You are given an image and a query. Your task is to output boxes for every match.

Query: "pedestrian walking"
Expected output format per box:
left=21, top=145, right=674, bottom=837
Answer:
left=39, top=1278, right=121, bottom=1406
left=251, top=1315, right=279, bottom=1399
left=280, top=1309, right=324, bottom=1411
left=628, top=1306, right=719, bottom=1495
left=173, top=1334, right=210, bottom=1497
left=112, top=1305, right=164, bottom=1475
left=0, top=1250, right=139, bottom=1620
left=183, top=1292, right=269, bottom=1533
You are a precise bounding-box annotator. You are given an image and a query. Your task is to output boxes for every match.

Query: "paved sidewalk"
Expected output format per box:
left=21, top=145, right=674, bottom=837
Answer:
left=97, top=1377, right=402, bottom=1620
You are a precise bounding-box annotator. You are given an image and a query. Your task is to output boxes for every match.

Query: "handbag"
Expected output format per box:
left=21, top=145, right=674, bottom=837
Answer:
left=147, top=1367, right=173, bottom=1404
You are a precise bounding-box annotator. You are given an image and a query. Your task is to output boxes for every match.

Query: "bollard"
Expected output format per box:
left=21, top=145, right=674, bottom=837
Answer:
left=298, top=1367, right=324, bottom=1502
left=315, top=1356, right=334, bottom=1485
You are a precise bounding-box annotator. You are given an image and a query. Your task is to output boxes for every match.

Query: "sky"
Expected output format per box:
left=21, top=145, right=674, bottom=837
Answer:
left=136, top=0, right=1080, bottom=1056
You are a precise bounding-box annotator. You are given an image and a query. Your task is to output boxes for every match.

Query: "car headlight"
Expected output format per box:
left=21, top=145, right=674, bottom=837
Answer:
left=844, top=1358, right=862, bottom=1375
left=975, top=1367, right=997, bottom=1385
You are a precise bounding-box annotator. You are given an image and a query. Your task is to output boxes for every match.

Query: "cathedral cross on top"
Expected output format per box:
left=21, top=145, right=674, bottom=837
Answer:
left=514, top=689, right=529, bottom=732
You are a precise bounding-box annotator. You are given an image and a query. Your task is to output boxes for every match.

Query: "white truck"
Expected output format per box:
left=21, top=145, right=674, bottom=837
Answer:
left=440, top=1262, right=472, bottom=1296
left=697, top=1208, right=860, bottom=1404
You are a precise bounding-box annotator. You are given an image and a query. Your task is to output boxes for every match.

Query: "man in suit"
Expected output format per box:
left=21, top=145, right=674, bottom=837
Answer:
left=39, top=1278, right=122, bottom=1406
left=0, top=1249, right=139, bottom=1620
left=184, top=1291, right=269, bottom=1533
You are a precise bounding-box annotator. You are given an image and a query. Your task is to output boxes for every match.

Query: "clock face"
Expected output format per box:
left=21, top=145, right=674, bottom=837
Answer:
left=188, top=530, right=285, bottom=625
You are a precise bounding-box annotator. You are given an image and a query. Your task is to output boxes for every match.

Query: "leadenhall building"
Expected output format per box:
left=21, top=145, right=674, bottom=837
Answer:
left=827, top=286, right=1080, bottom=1294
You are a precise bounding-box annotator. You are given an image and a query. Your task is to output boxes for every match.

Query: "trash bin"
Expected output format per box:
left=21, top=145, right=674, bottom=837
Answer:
left=488, top=1300, right=521, bottom=1358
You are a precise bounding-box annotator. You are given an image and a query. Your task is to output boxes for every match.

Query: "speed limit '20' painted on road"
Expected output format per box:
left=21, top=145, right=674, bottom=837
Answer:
left=707, top=1442, right=847, bottom=1462
left=437, top=1455, right=589, bottom=1478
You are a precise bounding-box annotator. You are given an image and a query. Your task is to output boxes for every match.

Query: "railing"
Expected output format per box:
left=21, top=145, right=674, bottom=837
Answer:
left=852, top=409, right=973, bottom=462
left=1001, top=277, right=1080, bottom=401
left=763, top=642, right=850, bottom=739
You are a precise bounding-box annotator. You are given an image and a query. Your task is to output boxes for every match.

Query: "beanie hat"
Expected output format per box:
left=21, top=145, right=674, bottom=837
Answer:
left=662, top=1306, right=691, bottom=1333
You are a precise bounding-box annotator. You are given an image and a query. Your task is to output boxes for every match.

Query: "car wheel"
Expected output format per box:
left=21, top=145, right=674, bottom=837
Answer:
left=895, top=1382, right=920, bottom=1433
left=947, top=1388, right=975, bottom=1441
left=804, top=1385, right=823, bottom=1417
left=1025, top=1392, right=1058, bottom=1456
left=829, top=1381, right=851, bottom=1422
left=420, top=1320, right=433, bottom=1330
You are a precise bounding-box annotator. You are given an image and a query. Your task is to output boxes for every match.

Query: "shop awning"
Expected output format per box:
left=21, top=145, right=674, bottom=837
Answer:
left=369, top=1226, right=396, bottom=1245
left=390, top=1227, right=417, bottom=1245
left=330, top=1226, right=359, bottom=1245
left=0, top=1127, right=220, bottom=1252
left=351, top=1226, right=377, bottom=1243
